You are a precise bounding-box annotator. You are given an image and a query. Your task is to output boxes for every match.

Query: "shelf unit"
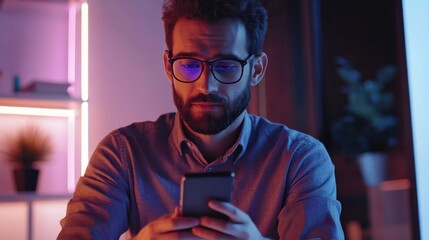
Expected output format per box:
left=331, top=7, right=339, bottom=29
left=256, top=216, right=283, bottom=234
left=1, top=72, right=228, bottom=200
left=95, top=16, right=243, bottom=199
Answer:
left=0, top=0, right=87, bottom=194
left=0, top=1, right=88, bottom=238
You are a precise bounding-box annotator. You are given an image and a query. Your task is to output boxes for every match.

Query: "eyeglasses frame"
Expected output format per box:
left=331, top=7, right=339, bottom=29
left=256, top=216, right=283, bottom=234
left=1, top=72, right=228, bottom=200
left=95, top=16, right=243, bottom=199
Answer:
left=168, top=54, right=254, bottom=84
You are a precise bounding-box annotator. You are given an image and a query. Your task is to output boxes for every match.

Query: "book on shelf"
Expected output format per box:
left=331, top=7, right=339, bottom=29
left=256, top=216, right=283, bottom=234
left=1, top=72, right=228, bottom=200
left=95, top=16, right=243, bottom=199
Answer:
left=21, top=80, right=71, bottom=96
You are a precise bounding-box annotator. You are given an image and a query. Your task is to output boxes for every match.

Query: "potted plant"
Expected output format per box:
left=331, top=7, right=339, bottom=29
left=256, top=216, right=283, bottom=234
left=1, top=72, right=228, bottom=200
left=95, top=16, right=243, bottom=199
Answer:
left=330, top=57, right=399, bottom=186
left=1, top=125, right=52, bottom=192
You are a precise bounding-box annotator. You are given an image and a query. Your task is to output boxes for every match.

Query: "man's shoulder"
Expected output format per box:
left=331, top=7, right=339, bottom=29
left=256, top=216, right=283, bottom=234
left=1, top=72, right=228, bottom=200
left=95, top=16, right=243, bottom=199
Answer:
left=115, top=112, right=176, bottom=136
left=248, top=114, right=319, bottom=144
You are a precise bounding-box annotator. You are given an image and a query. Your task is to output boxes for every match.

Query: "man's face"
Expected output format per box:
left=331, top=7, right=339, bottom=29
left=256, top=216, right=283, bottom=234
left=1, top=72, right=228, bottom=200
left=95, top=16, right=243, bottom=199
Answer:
left=167, top=18, right=252, bottom=135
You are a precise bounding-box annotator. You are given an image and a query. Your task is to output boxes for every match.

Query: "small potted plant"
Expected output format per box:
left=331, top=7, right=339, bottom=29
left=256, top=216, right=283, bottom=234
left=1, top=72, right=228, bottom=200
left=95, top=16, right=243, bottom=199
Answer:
left=1, top=125, right=52, bottom=192
left=330, top=57, right=399, bottom=185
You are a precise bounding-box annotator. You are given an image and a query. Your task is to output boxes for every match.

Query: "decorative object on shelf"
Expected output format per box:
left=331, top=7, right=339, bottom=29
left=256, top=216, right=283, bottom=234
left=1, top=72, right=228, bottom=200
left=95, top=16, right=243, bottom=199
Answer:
left=21, top=80, right=70, bottom=96
left=1, top=125, right=52, bottom=192
left=330, top=57, right=399, bottom=186
left=13, top=74, right=21, bottom=93
left=356, top=152, right=388, bottom=186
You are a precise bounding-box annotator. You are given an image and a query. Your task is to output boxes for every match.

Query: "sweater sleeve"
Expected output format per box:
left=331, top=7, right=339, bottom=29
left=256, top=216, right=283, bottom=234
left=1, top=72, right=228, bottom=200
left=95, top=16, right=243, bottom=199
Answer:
left=58, top=131, right=131, bottom=240
left=278, top=140, right=344, bottom=239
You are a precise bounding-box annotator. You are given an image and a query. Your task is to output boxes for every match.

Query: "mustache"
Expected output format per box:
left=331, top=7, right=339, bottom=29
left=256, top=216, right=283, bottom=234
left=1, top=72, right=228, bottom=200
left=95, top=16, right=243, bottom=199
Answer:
left=189, top=93, right=227, bottom=104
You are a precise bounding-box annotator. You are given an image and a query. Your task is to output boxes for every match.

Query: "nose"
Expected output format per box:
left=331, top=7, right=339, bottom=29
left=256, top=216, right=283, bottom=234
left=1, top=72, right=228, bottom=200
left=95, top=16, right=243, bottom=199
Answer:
left=197, top=64, right=219, bottom=93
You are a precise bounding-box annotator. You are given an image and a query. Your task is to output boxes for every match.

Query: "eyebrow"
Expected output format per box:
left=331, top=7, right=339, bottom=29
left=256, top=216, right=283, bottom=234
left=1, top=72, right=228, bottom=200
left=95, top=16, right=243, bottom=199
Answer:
left=172, top=51, right=243, bottom=60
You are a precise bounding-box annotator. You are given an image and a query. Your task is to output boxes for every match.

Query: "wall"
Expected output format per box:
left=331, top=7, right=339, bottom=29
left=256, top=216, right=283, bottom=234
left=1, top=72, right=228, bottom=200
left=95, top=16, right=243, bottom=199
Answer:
left=0, top=1, right=69, bottom=95
left=88, top=0, right=175, bottom=154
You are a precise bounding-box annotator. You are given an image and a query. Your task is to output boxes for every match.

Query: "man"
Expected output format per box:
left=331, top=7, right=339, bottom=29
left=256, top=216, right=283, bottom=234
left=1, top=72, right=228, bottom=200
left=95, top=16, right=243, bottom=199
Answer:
left=58, top=0, right=344, bottom=239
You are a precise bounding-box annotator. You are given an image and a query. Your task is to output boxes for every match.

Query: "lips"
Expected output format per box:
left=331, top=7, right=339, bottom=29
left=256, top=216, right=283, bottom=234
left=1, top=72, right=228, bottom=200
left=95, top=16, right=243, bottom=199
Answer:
left=191, top=102, right=223, bottom=111
left=187, top=93, right=226, bottom=114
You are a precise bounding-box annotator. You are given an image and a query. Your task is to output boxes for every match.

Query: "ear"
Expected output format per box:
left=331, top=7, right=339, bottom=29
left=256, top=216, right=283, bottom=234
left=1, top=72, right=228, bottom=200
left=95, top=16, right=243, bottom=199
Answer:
left=250, top=52, right=268, bottom=87
left=163, top=50, right=174, bottom=84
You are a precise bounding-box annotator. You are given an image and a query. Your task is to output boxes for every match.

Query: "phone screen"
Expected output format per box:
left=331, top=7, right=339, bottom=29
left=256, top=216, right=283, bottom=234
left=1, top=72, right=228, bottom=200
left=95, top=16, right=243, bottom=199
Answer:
left=180, top=172, right=235, bottom=219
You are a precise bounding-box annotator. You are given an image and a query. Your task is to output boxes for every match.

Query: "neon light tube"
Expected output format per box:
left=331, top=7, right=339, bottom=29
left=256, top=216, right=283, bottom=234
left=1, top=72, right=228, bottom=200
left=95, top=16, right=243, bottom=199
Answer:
left=81, top=2, right=89, bottom=102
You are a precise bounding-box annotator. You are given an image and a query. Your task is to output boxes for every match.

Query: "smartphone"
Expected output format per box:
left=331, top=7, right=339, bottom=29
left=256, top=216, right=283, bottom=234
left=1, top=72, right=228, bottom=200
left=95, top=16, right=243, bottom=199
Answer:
left=180, top=172, right=235, bottom=219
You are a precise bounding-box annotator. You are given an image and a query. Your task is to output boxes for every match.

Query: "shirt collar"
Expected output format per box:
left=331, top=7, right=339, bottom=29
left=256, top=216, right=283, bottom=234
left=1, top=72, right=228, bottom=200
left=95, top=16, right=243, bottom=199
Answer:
left=170, top=113, right=187, bottom=156
left=170, top=111, right=252, bottom=160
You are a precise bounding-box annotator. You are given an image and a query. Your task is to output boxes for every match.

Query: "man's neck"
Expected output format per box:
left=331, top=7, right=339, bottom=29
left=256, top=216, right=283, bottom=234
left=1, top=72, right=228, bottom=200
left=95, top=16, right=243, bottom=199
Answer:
left=182, top=111, right=246, bottom=163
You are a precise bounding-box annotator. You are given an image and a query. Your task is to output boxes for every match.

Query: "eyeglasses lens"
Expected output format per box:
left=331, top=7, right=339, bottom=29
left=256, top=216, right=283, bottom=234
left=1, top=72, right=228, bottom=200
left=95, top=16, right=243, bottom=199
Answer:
left=212, top=60, right=241, bottom=83
left=172, top=58, right=243, bottom=83
left=173, top=59, right=202, bottom=82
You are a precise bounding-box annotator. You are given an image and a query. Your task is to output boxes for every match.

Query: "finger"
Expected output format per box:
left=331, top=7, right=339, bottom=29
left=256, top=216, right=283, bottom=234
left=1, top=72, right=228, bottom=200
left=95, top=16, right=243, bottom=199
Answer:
left=152, top=215, right=199, bottom=233
left=208, top=200, right=249, bottom=222
left=173, top=207, right=180, bottom=217
left=192, top=226, right=236, bottom=240
left=198, top=216, right=240, bottom=236
left=157, top=230, right=205, bottom=240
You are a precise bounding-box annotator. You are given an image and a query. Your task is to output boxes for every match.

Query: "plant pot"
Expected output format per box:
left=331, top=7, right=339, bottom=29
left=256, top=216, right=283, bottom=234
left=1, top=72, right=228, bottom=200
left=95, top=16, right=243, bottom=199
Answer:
left=13, top=166, right=40, bottom=192
left=357, top=152, right=388, bottom=186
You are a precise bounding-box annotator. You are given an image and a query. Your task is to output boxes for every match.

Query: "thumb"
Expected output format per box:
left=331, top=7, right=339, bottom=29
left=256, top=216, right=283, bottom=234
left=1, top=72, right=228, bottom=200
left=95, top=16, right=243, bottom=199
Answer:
left=173, top=207, right=181, bottom=217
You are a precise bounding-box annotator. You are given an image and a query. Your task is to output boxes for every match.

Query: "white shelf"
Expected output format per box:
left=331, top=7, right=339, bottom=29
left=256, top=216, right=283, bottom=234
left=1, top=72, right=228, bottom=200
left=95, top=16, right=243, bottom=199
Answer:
left=0, top=193, right=72, bottom=202
left=0, top=95, right=82, bottom=109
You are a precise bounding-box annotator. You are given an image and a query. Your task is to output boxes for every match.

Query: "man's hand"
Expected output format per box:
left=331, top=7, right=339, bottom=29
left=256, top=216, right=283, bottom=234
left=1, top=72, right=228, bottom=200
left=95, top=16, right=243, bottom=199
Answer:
left=191, top=201, right=268, bottom=240
left=132, top=208, right=202, bottom=240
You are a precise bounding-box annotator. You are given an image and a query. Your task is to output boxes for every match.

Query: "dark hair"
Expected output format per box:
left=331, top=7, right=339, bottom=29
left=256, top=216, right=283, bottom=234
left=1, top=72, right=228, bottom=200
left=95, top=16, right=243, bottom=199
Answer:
left=162, top=0, right=268, bottom=55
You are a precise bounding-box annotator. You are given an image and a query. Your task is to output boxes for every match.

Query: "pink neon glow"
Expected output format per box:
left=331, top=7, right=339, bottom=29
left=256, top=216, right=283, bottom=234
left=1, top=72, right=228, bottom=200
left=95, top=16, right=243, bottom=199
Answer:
left=68, top=3, right=77, bottom=97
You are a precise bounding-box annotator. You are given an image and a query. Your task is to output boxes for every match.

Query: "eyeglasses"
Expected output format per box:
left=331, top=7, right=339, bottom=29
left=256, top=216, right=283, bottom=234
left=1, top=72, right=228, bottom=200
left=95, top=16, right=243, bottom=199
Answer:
left=168, top=54, right=254, bottom=84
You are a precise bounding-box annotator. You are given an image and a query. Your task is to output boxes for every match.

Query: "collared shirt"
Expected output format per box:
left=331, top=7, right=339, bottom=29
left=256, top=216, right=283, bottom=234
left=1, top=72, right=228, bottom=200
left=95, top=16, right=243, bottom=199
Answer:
left=58, top=112, right=344, bottom=239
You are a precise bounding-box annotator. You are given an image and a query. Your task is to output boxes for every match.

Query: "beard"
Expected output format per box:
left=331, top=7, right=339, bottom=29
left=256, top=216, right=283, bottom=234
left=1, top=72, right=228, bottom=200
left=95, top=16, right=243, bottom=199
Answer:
left=173, top=83, right=250, bottom=135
